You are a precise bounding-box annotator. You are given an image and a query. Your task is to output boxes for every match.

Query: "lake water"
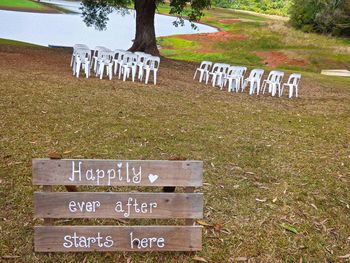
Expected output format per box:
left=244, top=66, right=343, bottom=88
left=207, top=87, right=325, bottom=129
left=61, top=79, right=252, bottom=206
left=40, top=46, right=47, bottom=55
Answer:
left=0, top=0, right=217, bottom=49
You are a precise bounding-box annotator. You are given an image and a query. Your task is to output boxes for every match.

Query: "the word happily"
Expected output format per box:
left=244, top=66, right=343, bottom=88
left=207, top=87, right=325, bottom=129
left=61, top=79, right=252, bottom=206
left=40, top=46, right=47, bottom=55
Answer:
left=68, top=161, right=143, bottom=185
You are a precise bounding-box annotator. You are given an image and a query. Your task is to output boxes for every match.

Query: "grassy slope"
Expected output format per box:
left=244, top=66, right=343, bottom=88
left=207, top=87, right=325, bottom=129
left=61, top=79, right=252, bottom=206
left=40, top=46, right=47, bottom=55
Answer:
left=0, top=38, right=39, bottom=46
left=0, top=6, right=350, bottom=263
left=0, top=0, right=45, bottom=9
left=157, top=5, right=350, bottom=75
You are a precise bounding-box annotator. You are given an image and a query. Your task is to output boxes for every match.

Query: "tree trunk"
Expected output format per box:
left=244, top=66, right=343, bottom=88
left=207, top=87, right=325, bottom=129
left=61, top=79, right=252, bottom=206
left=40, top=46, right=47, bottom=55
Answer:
left=129, top=0, right=159, bottom=55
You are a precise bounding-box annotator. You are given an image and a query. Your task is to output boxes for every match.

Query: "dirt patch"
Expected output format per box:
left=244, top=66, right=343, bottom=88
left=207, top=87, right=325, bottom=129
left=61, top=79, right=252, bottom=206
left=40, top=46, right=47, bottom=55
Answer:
left=256, top=51, right=306, bottom=67
left=219, top=19, right=242, bottom=25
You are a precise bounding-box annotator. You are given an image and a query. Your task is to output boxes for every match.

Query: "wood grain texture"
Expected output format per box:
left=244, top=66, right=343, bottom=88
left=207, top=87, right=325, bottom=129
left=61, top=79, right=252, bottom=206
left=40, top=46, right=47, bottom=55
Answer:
left=34, top=226, right=202, bottom=252
left=32, top=159, right=203, bottom=186
left=34, top=192, right=203, bottom=219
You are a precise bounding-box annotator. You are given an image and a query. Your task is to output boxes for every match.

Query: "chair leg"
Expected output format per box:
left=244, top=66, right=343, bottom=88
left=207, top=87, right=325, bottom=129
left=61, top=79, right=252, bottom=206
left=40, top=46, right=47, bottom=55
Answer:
left=76, top=62, right=81, bottom=78
left=100, top=64, right=105, bottom=80
left=123, top=68, right=128, bottom=82
left=145, top=69, right=150, bottom=84
left=109, top=65, right=112, bottom=80
left=199, top=71, right=204, bottom=83
left=153, top=70, right=157, bottom=85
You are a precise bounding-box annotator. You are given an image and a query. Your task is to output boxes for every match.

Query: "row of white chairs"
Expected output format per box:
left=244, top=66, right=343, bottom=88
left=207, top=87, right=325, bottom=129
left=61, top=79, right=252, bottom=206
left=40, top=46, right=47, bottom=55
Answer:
left=71, top=44, right=160, bottom=85
left=194, top=61, right=301, bottom=98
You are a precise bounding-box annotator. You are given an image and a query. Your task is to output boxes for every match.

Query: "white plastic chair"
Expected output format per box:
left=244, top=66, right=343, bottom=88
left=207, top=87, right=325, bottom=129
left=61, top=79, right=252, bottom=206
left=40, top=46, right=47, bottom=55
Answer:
left=92, top=46, right=109, bottom=73
left=242, top=69, right=264, bottom=95
left=207, top=63, right=230, bottom=87
left=224, top=66, right=247, bottom=92
left=119, top=53, right=138, bottom=82
left=134, top=52, right=151, bottom=80
left=113, top=50, right=128, bottom=75
left=71, top=44, right=90, bottom=67
left=140, top=56, right=160, bottom=85
left=194, top=61, right=212, bottom=83
left=97, top=50, right=114, bottom=80
left=262, top=71, right=284, bottom=96
left=73, top=49, right=91, bottom=78
left=281, top=73, right=301, bottom=98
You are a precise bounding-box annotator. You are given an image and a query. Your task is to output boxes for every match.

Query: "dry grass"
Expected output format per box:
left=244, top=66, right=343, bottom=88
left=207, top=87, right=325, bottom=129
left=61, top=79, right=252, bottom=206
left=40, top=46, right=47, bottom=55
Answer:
left=0, top=42, right=350, bottom=262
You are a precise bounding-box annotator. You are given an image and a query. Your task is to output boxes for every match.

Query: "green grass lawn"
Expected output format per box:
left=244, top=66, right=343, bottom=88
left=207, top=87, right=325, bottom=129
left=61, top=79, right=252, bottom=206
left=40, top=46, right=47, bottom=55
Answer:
left=1, top=4, right=350, bottom=263
left=0, top=0, right=45, bottom=10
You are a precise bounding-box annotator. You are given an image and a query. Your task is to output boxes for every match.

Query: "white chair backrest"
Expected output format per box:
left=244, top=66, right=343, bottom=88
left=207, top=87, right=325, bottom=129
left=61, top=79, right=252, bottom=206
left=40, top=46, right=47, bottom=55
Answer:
left=136, top=53, right=151, bottom=64
left=93, top=46, right=110, bottom=58
left=73, top=44, right=89, bottom=51
left=227, top=66, right=241, bottom=76
left=273, top=71, right=284, bottom=84
left=99, top=50, right=114, bottom=63
left=123, top=53, right=137, bottom=66
left=134, top=51, right=147, bottom=57
left=76, top=49, right=91, bottom=62
left=214, top=63, right=230, bottom=74
left=210, top=63, right=220, bottom=73
left=237, top=66, right=247, bottom=76
left=114, top=49, right=126, bottom=59
left=145, top=56, right=160, bottom=70
left=249, top=69, right=264, bottom=80
left=199, top=61, right=212, bottom=71
left=288, top=73, right=301, bottom=85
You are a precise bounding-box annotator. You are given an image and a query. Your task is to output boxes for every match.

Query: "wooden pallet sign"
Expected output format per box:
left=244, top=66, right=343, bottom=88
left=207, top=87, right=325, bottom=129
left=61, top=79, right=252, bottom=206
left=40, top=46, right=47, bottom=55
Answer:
left=33, top=159, right=203, bottom=252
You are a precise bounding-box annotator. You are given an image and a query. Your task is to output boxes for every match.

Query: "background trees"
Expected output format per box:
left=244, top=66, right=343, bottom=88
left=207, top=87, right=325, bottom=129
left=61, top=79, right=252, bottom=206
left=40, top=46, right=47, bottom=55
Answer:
left=289, top=0, right=350, bottom=36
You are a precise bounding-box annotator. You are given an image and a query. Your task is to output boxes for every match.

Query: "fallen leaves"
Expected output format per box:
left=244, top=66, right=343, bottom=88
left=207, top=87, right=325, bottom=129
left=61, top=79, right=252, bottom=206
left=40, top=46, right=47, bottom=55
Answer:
left=280, top=223, right=299, bottom=234
left=196, top=220, right=211, bottom=226
left=2, top=256, right=20, bottom=259
left=338, top=254, right=350, bottom=259
left=193, top=256, right=208, bottom=262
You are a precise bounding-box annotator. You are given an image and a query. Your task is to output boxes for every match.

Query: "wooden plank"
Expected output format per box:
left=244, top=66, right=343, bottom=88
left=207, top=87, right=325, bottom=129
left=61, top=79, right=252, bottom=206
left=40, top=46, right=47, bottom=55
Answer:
left=34, top=192, right=203, bottom=219
left=32, top=159, right=203, bottom=186
left=185, top=187, right=196, bottom=225
left=42, top=185, right=54, bottom=226
left=34, top=226, right=202, bottom=252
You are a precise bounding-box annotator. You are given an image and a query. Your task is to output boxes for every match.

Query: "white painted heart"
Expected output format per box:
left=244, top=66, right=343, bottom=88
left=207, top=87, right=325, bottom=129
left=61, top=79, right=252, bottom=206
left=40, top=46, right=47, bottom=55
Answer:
left=117, top=163, right=122, bottom=168
left=148, top=174, right=159, bottom=184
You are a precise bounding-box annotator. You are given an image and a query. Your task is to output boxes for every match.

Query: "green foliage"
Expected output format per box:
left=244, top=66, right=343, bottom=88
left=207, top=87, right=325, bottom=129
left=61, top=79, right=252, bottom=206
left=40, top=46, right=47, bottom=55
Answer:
left=289, top=0, right=350, bottom=36
left=211, top=0, right=292, bottom=16
left=81, top=0, right=211, bottom=30
left=0, top=0, right=45, bottom=9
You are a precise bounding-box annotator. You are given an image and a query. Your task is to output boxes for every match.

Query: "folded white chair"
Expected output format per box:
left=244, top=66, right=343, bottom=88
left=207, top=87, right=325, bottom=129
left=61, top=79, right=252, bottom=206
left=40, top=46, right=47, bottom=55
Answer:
left=140, top=56, right=160, bottom=85
left=281, top=73, right=301, bottom=98
left=262, top=71, right=284, bottom=96
left=242, top=69, right=264, bottom=95
left=194, top=61, right=212, bottom=83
